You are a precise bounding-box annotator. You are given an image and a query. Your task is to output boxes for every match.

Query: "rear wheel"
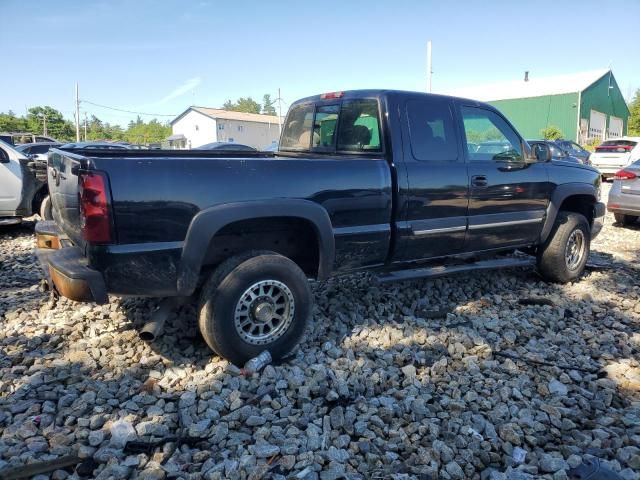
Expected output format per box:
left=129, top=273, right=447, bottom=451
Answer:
left=198, top=251, right=312, bottom=365
left=614, top=213, right=638, bottom=226
left=537, top=211, right=590, bottom=283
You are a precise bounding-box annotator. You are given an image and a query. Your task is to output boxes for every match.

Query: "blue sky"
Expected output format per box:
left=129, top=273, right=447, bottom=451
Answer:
left=2, top=0, right=638, bottom=127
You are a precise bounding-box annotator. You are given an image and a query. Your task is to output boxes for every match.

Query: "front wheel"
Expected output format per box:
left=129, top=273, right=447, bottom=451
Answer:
left=614, top=213, right=638, bottom=226
left=198, top=252, right=312, bottom=365
left=537, top=211, right=590, bottom=283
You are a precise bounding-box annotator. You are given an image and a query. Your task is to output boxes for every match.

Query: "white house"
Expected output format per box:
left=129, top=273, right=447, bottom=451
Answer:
left=168, top=107, right=282, bottom=149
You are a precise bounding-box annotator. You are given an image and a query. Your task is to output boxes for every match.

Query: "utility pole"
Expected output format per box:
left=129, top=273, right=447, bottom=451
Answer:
left=84, top=112, right=88, bottom=141
left=43, top=113, right=47, bottom=136
left=277, top=87, right=283, bottom=136
left=75, top=83, right=81, bottom=142
left=426, top=41, right=433, bottom=93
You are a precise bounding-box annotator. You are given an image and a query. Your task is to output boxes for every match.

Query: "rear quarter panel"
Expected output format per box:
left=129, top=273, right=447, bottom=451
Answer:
left=86, top=154, right=393, bottom=293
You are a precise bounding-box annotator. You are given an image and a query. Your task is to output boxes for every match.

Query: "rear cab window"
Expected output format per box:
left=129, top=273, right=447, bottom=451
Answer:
left=280, top=97, right=382, bottom=154
left=406, top=98, right=458, bottom=161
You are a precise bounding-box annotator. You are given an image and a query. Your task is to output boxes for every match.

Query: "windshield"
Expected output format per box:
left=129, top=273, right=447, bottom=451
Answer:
left=280, top=99, right=382, bottom=153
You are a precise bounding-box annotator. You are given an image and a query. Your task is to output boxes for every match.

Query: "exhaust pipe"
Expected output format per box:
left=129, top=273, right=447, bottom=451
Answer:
left=139, top=297, right=189, bottom=342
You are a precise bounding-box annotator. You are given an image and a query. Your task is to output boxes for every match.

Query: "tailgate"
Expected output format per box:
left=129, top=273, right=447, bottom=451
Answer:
left=47, top=149, right=87, bottom=246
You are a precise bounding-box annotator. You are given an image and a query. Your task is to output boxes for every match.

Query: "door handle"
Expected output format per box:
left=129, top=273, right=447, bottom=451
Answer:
left=471, top=175, right=488, bottom=187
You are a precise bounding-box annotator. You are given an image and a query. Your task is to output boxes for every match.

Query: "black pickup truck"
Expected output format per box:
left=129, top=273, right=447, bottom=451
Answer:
left=37, top=90, right=605, bottom=364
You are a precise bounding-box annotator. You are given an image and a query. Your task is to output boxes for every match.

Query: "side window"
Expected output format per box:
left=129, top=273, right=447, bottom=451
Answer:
left=280, top=103, right=314, bottom=151
left=336, top=100, right=381, bottom=152
left=461, top=106, right=523, bottom=162
left=407, top=99, right=457, bottom=161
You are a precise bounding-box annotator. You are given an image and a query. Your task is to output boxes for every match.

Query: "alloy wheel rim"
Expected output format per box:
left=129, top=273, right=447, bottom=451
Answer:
left=565, top=229, right=586, bottom=270
left=234, top=280, right=294, bottom=345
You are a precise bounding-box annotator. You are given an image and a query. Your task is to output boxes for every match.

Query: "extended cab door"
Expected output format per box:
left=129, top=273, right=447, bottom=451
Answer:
left=395, top=95, right=469, bottom=261
left=457, top=103, right=549, bottom=251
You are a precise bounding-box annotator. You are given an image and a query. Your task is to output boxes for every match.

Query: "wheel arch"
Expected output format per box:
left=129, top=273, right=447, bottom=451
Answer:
left=177, top=199, right=335, bottom=295
left=31, top=184, right=49, bottom=213
left=540, top=183, right=598, bottom=244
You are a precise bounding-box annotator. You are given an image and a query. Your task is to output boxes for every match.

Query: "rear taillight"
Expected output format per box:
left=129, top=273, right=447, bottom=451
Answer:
left=613, top=169, right=637, bottom=181
left=596, top=145, right=633, bottom=153
left=79, top=171, right=112, bottom=243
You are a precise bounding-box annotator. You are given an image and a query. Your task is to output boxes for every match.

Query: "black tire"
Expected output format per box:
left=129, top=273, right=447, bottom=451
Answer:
left=614, top=213, right=638, bottom=226
left=537, top=211, right=590, bottom=283
left=39, top=195, right=53, bottom=221
left=198, top=251, right=312, bottom=365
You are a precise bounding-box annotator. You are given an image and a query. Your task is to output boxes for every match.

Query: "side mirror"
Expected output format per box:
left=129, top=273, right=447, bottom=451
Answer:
left=0, top=149, right=9, bottom=163
left=533, top=143, right=552, bottom=162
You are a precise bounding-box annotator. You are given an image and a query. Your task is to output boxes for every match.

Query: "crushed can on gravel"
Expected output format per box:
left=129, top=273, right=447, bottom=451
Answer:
left=242, top=351, right=272, bottom=375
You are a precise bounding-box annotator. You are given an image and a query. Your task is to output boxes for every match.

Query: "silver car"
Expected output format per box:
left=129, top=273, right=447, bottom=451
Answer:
left=607, top=159, right=640, bottom=225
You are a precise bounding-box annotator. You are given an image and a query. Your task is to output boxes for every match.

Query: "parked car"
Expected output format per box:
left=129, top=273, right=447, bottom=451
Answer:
left=553, top=139, right=591, bottom=165
left=0, top=133, right=58, bottom=146
left=0, top=139, right=52, bottom=223
left=15, top=142, right=62, bottom=161
left=37, top=89, right=604, bottom=365
left=527, top=140, right=582, bottom=164
left=607, top=160, right=640, bottom=225
left=195, top=142, right=257, bottom=151
left=59, top=141, right=131, bottom=150
left=590, top=137, right=640, bottom=179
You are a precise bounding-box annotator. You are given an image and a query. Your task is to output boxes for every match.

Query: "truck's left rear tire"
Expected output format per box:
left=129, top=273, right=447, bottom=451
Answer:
left=198, top=251, right=311, bottom=365
left=536, top=211, right=590, bottom=283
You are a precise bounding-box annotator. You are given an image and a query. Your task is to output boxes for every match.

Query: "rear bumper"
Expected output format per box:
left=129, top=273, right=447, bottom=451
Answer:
left=36, top=221, right=108, bottom=304
left=607, top=189, right=640, bottom=216
left=591, top=202, right=605, bottom=239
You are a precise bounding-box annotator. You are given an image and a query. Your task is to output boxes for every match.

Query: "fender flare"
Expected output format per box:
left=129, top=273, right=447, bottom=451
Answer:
left=177, top=199, right=335, bottom=295
left=540, top=183, right=598, bottom=244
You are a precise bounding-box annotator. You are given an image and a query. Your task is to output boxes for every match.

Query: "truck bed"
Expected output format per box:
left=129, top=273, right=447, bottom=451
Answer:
left=47, top=147, right=394, bottom=296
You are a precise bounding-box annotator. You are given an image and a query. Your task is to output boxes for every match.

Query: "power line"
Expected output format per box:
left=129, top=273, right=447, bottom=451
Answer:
left=81, top=100, right=177, bottom=117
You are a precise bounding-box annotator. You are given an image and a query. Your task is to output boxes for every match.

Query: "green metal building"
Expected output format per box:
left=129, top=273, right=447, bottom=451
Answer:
left=448, top=69, right=630, bottom=143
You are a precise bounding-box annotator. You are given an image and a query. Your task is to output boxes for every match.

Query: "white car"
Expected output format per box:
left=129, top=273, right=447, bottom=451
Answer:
left=590, top=137, right=640, bottom=179
left=0, top=139, right=51, bottom=224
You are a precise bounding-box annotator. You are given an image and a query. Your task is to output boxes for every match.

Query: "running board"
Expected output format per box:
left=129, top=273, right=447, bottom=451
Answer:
left=376, top=257, right=535, bottom=283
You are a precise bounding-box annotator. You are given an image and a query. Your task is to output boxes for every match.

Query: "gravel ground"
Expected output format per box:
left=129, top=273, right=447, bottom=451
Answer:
left=1, top=186, right=639, bottom=480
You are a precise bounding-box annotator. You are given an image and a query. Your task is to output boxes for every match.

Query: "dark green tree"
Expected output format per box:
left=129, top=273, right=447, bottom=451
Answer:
left=26, top=106, right=74, bottom=140
left=222, top=97, right=261, bottom=114
left=540, top=125, right=564, bottom=140
left=0, top=110, right=27, bottom=132
left=262, top=94, right=277, bottom=116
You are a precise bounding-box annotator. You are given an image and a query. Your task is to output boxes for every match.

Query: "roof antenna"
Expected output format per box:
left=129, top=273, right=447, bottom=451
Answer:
left=524, top=71, right=529, bottom=82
